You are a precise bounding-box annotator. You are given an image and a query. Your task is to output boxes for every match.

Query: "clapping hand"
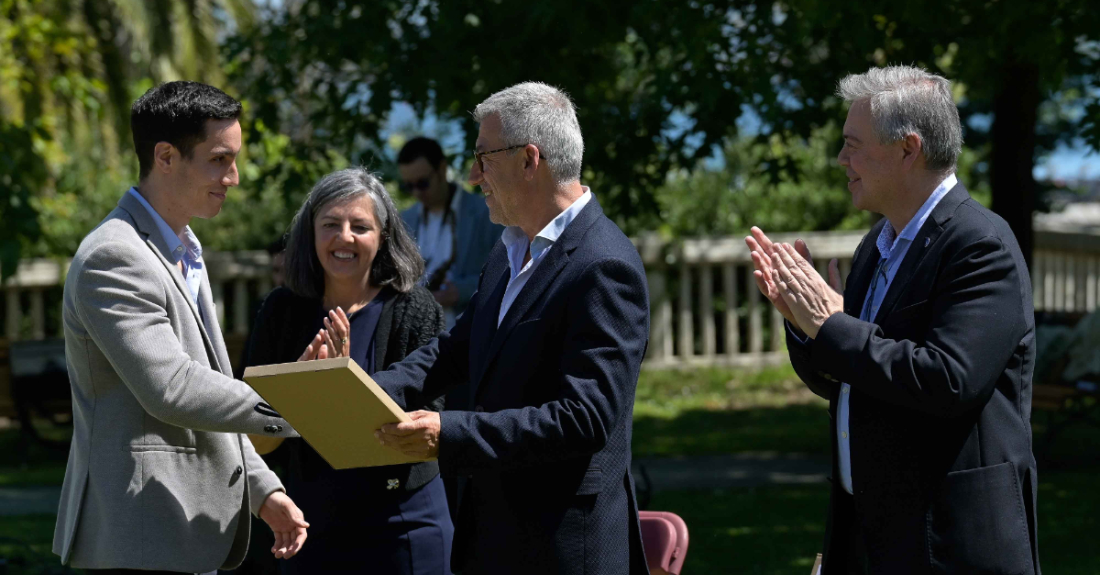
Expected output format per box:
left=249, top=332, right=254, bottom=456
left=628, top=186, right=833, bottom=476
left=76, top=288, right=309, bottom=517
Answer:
left=297, top=307, right=350, bottom=361
left=746, top=226, right=844, bottom=338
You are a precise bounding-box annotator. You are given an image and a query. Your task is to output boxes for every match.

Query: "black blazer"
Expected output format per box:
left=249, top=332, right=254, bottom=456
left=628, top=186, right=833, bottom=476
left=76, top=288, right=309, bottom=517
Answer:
left=373, top=197, right=651, bottom=575
left=788, top=183, right=1040, bottom=574
left=244, top=285, right=446, bottom=491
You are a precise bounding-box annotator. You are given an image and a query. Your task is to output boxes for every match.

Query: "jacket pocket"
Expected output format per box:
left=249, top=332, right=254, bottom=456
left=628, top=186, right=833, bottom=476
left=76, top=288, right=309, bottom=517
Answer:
left=928, top=461, right=1034, bottom=574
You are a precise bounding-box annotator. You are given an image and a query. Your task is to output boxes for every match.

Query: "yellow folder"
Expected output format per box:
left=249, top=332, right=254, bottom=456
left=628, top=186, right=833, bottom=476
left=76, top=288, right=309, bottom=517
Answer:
left=243, top=357, right=434, bottom=469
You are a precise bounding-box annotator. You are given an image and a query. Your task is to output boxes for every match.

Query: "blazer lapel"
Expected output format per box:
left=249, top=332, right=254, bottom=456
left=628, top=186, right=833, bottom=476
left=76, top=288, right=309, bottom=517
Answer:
left=117, top=192, right=222, bottom=370
left=472, top=198, right=604, bottom=397
left=872, top=182, right=969, bottom=324
left=468, top=268, right=509, bottom=400
left=198, top=273, right=232, bottom=376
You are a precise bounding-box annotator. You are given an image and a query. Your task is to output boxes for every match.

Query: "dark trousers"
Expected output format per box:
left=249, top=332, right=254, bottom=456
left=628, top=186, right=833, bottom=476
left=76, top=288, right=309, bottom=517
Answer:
left=280, top=474, right=453, bottom=574
left=832, top=491, right=870, bottom=575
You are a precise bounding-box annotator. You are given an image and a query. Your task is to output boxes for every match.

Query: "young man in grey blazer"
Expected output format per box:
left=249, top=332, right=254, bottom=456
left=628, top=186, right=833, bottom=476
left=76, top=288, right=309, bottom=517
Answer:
left=53, top=81, right=308, bottom=574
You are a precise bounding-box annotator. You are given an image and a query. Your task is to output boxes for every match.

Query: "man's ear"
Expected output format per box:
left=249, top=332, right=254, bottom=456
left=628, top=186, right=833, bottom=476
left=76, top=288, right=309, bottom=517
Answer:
left=523, top=144, right=541, bottom=181
left=900, top=133, right=923, bottom=171
left=153, top=141, right=177, bottom=174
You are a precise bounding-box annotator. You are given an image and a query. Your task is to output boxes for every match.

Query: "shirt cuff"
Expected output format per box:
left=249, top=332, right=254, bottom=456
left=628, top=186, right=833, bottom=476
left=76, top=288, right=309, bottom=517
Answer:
left=786, top=321, right=810, bottom=344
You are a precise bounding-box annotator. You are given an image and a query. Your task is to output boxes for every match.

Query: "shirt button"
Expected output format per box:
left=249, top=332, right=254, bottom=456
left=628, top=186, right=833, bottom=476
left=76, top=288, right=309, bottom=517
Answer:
left=842, top=432, right=848, bottom=439
left=842, top=387, right=850, bottom=394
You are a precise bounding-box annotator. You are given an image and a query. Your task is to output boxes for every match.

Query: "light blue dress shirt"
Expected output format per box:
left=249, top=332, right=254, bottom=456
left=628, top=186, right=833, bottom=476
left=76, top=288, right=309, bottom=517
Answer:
left=127, top=188, right=205, bottom=307
left=498, top=189, right=593, bottom=327
left=834, top=173, right=957, bottom=494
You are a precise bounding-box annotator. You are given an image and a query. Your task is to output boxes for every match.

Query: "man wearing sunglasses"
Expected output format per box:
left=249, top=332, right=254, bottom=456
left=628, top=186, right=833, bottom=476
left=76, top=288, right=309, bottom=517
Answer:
left=398, top=137, right=503, bottom=329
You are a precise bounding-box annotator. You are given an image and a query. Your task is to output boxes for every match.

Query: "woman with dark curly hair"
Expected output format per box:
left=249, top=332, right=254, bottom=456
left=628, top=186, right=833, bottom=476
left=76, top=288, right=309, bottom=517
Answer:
left=244, top=167, right=453, bottom=574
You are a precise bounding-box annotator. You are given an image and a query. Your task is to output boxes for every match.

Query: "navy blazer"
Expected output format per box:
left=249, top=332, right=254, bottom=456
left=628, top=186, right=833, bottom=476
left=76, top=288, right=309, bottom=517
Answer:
left=788, top=183, right=1040, bottom=574
left=374, top=197, right=650, bottom=575
left=401, top=186, right=504, bottom=315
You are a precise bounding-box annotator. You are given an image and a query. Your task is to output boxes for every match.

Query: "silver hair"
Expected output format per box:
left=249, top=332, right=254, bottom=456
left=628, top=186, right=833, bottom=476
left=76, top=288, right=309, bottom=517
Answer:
left=837, top=65, right=963, bottom=173
left=284, top=167, right=424, bottom=298
left=473, top=82, right=584, bottom=184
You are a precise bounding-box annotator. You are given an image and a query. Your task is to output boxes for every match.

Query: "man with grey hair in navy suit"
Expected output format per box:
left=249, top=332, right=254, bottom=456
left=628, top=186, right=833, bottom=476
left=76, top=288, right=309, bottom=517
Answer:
left=374, top=82, right=651, bottom=575
left=749, top=65, right=1040, bottom=574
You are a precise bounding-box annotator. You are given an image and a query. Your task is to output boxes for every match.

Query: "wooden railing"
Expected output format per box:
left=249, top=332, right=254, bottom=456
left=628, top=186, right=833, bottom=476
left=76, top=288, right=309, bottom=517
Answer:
left=3, top=227, right=1100, bottom=379
left=636, top=230, right=866, bottom=369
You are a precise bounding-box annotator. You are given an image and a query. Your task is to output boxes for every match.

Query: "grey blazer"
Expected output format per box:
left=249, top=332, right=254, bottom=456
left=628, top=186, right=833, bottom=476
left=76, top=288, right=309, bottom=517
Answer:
left=401, top=186, right=503, bottom=315
left=52, top=191, right=298, bottom=572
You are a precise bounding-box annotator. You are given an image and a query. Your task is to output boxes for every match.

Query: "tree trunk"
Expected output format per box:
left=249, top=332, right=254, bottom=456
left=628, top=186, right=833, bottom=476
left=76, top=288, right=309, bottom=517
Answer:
left=990, top=62, right=1041, bottom=270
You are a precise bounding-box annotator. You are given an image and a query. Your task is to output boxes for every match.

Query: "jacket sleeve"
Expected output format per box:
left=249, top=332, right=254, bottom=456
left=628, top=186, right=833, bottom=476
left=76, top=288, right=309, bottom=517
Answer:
left=437, top=256, right=649, bottom=473
left=810, top=235, right=1025, bottom=418
left=408, top=291, right=447, bottom=412
left=786, top=322, right=839, bottom=400
left=242, top=433, right=284, bottom=516
left=73, top=241, right=297, bottom=437
left=372, top=285, right=475, bottom=411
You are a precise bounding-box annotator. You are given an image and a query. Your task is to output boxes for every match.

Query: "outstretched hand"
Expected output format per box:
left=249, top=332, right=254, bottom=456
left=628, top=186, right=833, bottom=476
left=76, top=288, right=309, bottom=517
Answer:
left=376, top=410, right=441, bottom=459
left=258, top=490, right=309, bottom=559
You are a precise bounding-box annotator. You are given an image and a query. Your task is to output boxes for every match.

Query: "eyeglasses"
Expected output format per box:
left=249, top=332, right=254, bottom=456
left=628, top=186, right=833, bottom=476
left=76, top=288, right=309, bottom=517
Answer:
left=398, top=175, right=433, bottom=193
left=472, top=145, right=549, bottom=172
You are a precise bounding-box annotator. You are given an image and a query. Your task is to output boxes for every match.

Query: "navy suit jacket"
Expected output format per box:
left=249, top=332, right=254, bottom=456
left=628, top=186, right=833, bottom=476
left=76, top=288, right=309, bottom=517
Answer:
left=788, top=183, right=1040, bottom=574
left=374, top=197, right=650, bottom=575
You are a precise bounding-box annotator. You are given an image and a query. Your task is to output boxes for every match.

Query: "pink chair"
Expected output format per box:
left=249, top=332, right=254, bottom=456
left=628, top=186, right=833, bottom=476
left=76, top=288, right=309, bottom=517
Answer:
left=639, top=510, right=689, bottom=574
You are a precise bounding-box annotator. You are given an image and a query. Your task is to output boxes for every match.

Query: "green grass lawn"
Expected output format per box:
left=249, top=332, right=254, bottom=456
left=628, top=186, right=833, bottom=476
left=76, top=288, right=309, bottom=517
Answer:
left=1, top=366, right=1096, bottom=574
left=632, top=366, right=1100, bottom=574
left=0, top=422, right=70, bottom=487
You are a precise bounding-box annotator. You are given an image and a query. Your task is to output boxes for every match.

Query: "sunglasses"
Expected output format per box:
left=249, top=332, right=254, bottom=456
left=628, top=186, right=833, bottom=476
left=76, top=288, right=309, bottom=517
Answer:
left=398, top=176, right=433, bottom=193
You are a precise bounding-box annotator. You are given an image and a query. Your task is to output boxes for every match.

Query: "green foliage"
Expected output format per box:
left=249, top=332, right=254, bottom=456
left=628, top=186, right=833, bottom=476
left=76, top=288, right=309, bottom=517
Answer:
left=0, top=0, right=262, bottom=267
left=654, top=125, right=869, bottom=237
left=0, top=122, right=46, bottom=278
left=225, top=0, right=1098, bottom=247
left=3, top=0, right=1098, bottom=263
left=223, top=0, right=809, bottom=232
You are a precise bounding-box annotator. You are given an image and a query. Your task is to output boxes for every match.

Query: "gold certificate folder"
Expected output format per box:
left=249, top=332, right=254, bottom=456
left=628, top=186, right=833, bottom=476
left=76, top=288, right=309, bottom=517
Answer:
left=243, top=357, right=433, bottom=469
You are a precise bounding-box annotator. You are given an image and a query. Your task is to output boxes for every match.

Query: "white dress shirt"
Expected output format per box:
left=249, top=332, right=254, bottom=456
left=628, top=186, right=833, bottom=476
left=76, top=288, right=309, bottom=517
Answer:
left=498, top=189, right=593, bottom=327
left=418, top=189, right=462, bottom=283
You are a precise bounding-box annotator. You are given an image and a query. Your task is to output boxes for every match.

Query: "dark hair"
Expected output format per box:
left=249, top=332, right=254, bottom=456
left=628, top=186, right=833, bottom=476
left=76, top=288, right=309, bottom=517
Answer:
left=284, top=168, right=424, bottom=299
left=131, top=81, right=242, bottom=179
left=266, top=236, right=287, bottom=256
left=397, top=136, right=446, bottom=168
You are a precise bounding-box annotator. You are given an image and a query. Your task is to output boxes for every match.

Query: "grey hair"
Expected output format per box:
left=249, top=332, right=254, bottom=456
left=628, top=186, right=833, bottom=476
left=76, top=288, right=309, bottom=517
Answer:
left=473, top=82, right=584, bottom=184
left=837, top=65, right=963, bottom=173
left=284, top=167, right=424, bottom=299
